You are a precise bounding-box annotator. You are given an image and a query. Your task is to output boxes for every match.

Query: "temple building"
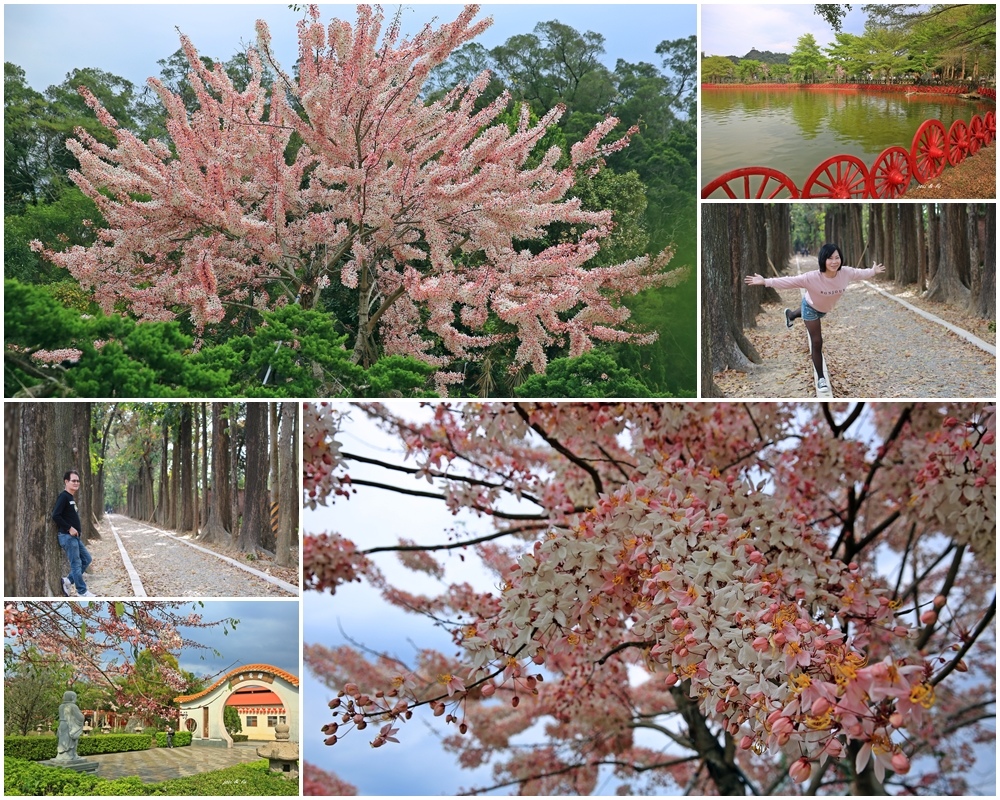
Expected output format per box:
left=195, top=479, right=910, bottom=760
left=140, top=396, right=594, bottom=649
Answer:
left=174, top=664, right=299, bottom=745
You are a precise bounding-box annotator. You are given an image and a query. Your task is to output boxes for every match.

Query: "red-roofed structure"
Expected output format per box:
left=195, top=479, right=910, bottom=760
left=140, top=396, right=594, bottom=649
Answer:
left=175, top=664, right=298, bottom=746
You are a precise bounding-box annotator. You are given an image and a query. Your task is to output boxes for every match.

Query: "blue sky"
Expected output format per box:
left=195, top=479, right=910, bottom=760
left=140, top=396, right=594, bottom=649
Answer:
left=175, top=599, right=299, bottom=680
left=5, top=3, right=695, bottom=93
left=701, top=3, right=868, bottom=57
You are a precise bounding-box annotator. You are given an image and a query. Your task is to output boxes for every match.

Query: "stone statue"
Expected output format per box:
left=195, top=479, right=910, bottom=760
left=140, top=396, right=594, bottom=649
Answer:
left=56, top=691, right=85, bottom=761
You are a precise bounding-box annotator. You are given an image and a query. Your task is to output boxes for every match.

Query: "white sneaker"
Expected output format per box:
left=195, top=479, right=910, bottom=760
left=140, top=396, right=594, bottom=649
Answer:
left=61, top=577, right=72, bottom=597
left=817, top=378, right=829, bottom=392
left=78, top=591, right=98, bottom=598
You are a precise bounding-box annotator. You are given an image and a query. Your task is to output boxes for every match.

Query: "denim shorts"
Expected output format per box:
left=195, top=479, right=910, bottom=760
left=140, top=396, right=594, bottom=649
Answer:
left=801, top=299, right=827, bottom=321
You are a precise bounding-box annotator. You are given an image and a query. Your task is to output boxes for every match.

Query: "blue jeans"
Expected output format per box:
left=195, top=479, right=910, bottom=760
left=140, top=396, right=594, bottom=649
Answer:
left=801, top=299, right=827, bottom=321
left=58, top=533, right=92, bottom=594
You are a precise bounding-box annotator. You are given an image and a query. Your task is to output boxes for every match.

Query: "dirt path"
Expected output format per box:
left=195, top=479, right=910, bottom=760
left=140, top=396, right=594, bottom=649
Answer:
left=80, top=515, right=299, bottom=598
left=716, top=259, right=996, bottom=399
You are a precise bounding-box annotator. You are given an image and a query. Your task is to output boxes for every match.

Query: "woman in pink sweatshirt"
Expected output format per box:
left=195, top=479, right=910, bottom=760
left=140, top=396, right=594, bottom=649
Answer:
left=744, top=243, right=885, bottom=393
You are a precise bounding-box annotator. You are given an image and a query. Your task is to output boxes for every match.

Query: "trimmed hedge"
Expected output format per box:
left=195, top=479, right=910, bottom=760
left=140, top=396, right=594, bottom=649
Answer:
left=3, top=734, right=153, bottom=761
left=4, top=757, right=299, bottom=796
left=153, top=731, right=192, bottom=748
left=230, top=734, right=249, bottom=743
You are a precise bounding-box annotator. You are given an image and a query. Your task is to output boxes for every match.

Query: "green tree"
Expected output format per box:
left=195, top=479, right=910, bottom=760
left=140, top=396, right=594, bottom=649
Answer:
left=224, top=705, right=243, bottom=735
left=514, top=351, right=667, bottom=398
left=789, top=33, right=828, bottom=82
left=737, top=58, right=764, bottom=82
left=3, top=649, right=73, bottom=736
left=701, top=55, right=737, bottom=82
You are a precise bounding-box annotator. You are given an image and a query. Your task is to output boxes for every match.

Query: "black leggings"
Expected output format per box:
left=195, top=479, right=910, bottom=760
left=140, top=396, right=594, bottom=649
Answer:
left=804, top=318, right=824, bottom=379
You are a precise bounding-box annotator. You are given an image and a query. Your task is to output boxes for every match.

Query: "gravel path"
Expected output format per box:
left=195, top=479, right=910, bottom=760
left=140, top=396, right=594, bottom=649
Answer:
left=716, top=260, right=996, bottom=399
left=79, top=515, right=298, bottom=598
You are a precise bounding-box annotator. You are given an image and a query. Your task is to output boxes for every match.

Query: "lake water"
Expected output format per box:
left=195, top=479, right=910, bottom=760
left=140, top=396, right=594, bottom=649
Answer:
left=701, top=88, right=991, bottom=191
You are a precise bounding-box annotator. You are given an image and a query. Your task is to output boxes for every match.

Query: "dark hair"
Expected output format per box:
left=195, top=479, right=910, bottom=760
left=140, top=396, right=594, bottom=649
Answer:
left=817, top=243, right=843, bottom=272
left=63, top=470, right=80, bottom=482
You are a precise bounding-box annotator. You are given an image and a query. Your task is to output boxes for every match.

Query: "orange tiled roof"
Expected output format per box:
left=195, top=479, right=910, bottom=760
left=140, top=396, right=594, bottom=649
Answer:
left=175, top=664, right=299, bottom=704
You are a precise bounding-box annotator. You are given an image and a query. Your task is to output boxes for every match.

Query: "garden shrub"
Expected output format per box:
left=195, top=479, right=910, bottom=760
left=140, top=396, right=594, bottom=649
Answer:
left=230, top=734, right=249, bottom=742
left=153, top=730, right=192, bottom=748
left=3, top=734, right=152, bottom=761
left=4, top=757, right=297, bottom=796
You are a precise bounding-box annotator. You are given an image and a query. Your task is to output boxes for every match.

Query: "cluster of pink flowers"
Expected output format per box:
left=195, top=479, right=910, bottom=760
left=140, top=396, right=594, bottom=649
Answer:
left=35, top=5, right=685, bottom=390
left=462, top=463, right=928, bottom=781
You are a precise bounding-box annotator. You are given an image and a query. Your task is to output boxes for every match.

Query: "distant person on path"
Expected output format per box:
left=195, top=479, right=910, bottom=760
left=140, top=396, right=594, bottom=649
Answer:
left=166, top=726, right=174, bottom=747
left=52, top=469, right=96, bottom=598
left=56, top=691, right=85, bottom=760
left=744, top=243, right=885, bottom=392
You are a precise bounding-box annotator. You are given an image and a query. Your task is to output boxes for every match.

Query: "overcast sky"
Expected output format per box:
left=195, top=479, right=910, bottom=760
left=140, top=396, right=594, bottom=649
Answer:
left=5, top=2, right=695, bottom=93
left=176, top=599, right=299, bottom=680
left=701, top=3, right=868, bottom=57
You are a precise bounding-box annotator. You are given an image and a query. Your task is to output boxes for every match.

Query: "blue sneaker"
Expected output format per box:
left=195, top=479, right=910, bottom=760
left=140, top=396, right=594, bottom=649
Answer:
left=784, top=308, right=794, bottom=328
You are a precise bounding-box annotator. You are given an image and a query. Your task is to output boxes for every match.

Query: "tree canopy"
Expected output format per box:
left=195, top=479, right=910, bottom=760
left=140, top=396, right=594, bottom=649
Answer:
left=302, top=402, right=996, bottom=795
left=6, top=5, right=697, bottom=398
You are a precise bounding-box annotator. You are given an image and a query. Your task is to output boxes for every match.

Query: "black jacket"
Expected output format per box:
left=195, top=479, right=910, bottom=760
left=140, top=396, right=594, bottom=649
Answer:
left=52, top=490, right=82, bottom=534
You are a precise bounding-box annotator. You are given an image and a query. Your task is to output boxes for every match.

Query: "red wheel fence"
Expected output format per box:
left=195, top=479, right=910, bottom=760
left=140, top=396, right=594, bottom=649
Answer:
left=703, top=110, right=996, bottom=199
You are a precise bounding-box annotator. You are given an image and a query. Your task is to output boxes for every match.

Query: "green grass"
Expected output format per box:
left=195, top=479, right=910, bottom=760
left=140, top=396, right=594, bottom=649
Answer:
left=3, top=757, right=298, bottom=796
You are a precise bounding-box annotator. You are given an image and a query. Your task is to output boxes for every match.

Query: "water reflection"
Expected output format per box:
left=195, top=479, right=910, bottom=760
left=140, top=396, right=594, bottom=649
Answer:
left=702, top=88, right=990, bottom=184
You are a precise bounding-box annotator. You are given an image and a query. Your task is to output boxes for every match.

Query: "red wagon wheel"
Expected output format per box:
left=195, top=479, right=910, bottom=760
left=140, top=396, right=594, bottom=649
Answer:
left=910, top=119, right=947, bottom=183
left=867, top=146, right=913, bottom=198
left=947, top=119, right=970, bottom=165
left=986, top=111, right=996, bottom=144
left=968, top=115, right=985, bottom=154
left=700, top=167, right=800, bottom=199
left=801, top=155, right=869, bottom=199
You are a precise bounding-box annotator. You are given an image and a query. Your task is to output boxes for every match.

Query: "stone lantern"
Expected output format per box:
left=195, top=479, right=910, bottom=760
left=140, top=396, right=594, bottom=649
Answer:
left=256, top=723, right=298, bottom=779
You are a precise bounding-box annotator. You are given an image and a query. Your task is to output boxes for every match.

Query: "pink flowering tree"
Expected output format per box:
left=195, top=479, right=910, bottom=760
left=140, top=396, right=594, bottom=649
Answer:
left=303, top=402, right=996, bottom=795
left=4, top=601, right=235, bottom=721
left=35, top=5, right=686, bottom=393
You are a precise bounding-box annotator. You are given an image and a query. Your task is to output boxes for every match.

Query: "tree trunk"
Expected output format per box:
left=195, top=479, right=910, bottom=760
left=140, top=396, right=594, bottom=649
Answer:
left=230, top=403, right=241, bottom=540
left=200, top=403, right=209, bottom=529
left=916, top=204, right=927, bottom=291
left=200, top=403, right=232, bottom=545
left=925, top=204, right=971, bottom=305
left=180, top=405, right=194, bottom=534
left=155, top=417, right=169, bottom=525
left=5, top=405, right=21, bottom=596
left=238, top=403, right=269, bottom=554
left=976, top=203, right=995, bottom=319
left=11, top=403, right=81, bottom=596
left=926, top=203, right=940, bottom=284
left=895, top=204, right=918, bottom=286
left=276, top=403, right=297, bottom=567
left=168, top=418, right=180, bottom=530
left=71, top=403, right=97, bottom=542
left=702, top=204, right=762, bottom=387
left=670, top=685, right=748, bottom=795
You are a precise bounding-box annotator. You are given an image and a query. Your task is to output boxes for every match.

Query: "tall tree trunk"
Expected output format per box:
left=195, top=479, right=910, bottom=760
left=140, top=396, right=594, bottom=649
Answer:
left=895, top=204, right=918, bottom=286
left=72, top=403, right=97, bottom=542
left=883, top=202, right=897, bottom=282
left=916, top=204, right=927, bottom=291
left=702, top=204, right=763, bottom=393
left=192, top=406, right=200, bottom=536
left=180, top=405, right=194, bottom=534
left=5, top=405, right=22, bottom=595
left=155, top=417, right=169, bottom=525
left=230, top=403, right=241, bottom=540
left=238, top=403, right=270, bottom=554
left=926, top=203, right=940, bottom=284
left=276, top=403, right=297, bottom=567
left=200, top=403, right=232, bottom=545
left=976, top=203, right=996, bottom=319
left=966, top=203, right=981, bottom=313
left=11, top=403, right=81, bottom=596
left=201, top=403, right=209, bottom=529
left=926, top=204, right=971, bottom=305
left=168, top=418, right=180, bottom=530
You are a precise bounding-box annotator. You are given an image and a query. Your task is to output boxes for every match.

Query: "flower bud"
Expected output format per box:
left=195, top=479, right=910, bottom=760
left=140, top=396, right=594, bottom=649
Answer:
left=920, top=610, right=937, bottom=625
left=480, top=683, right=495, bottom=698
left=811, top=697, right=832, bottom=716
left=752, top=636, right=769, bottom=653
left=891, top=751, right=910, bottom=775
left=933, top=594, right=947, bottom=609
left=889, top=712, right=904, bottom=728
left=739, top=735, right=753, bottom=750
left=664, top=672, right=679, bottom=687
left=789, top=757, right=811, bottom=783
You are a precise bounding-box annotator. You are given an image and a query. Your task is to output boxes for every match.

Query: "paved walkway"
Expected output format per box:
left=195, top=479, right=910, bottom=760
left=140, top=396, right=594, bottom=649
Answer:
left=85, top=743, right=264, bottom=783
